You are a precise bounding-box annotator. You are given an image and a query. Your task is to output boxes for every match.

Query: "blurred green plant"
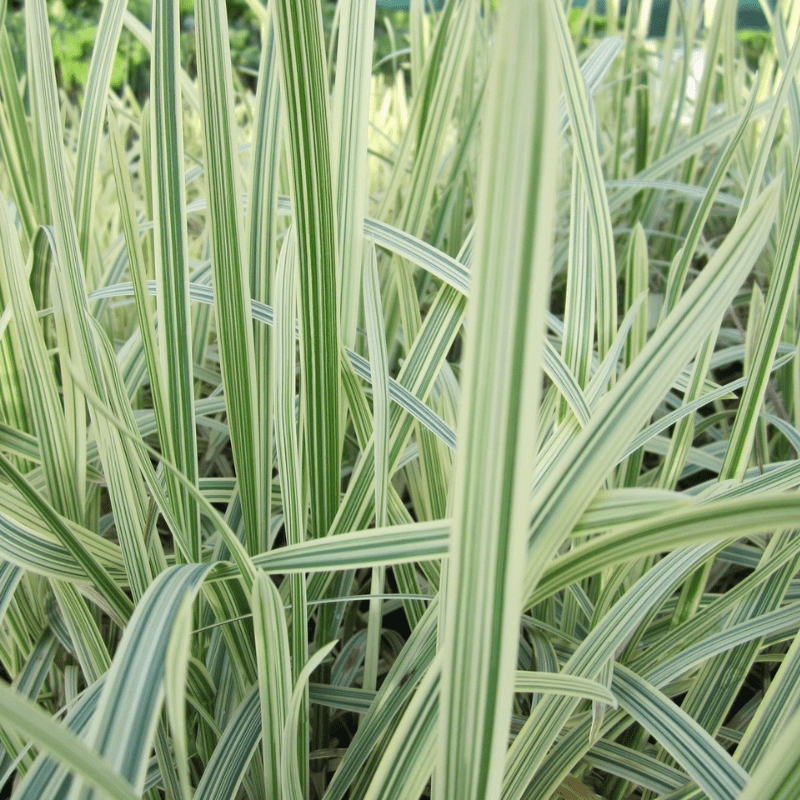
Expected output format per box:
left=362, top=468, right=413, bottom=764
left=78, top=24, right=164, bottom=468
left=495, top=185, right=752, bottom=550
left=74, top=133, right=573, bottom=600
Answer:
left=2, top=0, right=420, bottom=101
left=3, top=0, right=261, bottom=98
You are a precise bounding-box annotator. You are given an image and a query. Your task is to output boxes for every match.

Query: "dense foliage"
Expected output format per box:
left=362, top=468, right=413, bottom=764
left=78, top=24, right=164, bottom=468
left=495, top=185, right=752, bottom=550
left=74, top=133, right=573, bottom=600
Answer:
left=2, top=1, right=800, bottom=799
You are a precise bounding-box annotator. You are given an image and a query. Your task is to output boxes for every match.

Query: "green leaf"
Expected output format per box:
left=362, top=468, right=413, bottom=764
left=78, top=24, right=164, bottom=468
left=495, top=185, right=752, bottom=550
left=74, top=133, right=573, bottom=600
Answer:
left=613, top=666, right=748, bottom=800
left=438, top=4, right=558, bottom=800
left=195, top=0, right=266, bottom=554
left=271, top=0, right=340, bottom=540
left=79, top=564, right=214, bottom=794
left=0, top=682, right=138, bottom=800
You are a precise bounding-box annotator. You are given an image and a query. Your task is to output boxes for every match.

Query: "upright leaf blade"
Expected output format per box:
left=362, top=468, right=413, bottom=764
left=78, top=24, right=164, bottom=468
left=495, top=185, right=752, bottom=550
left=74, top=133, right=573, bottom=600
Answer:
left=331, top=0, right=376, bottom=349
left=438, top=4, right=558, bottom=800
left=194, top=0, right=265, bottom=554
left=72, top=0, right=128, bottom=263
left=150, top=0, right=201, bottom=561
left=270, top=0, right=340, bottom=541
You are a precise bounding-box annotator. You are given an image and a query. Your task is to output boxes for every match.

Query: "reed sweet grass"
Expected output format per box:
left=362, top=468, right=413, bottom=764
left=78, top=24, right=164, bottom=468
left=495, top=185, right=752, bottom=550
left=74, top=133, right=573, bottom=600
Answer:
left=2, top=0, right=800, bottom=798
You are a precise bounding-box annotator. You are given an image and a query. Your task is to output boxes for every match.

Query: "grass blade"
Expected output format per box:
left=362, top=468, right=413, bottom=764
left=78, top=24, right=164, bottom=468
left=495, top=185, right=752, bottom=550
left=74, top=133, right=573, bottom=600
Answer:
left=194, top=0, right=266, bottom=554
left=150, top=0, right=201, bottom=561
left=271, top=0, right=340, bottom=541
left=0, top=683, right=138, bottom=800
left=438, top=4, right=558, bottom=800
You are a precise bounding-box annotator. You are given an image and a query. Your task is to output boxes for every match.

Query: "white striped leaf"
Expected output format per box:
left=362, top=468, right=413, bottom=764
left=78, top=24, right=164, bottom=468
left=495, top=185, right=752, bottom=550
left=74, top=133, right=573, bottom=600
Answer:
left=0, top=682, right=137, bottom=800
left=71, top=0, right=128, bottom=262
left=362, top=242, right=390, bottom=692
left=195, top=0, right=266, bottom=555
left=26, top=0, right=155, bottom=605
left=612, top=665, right=748, bottom=800
left=523, top=179, right=779, bottom=607
left=271, top=0, right=340, bottom=541
left=0, top=202, right=80, bottom=521
left=551, top=0, right=617, bottom=360
left=439, top=4, right=558, bottom=800
left=331, top=0, right=375, bottom=348
left=280, top=641, right=337, bottom=800
left=272, top=226, right=310, bottom=781
left=252, top=573, right=291, bottom=800
left=193, top=684, right=262, bottom=800
left=150, top=0, right=201, bottom=561
left=78, top=564, right=214, bottom=796
left=735, top=699, right=800, bottom=800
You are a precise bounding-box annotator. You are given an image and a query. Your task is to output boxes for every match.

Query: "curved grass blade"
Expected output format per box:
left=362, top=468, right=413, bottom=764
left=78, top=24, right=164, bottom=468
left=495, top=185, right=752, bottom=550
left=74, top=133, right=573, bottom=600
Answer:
left=0, top=499, right=125, bottom=584
left=612, top=666, right=748, bottom=800
left=0, top=31, right=41, bottom=244
left=721, top=148, right=800, bottom=480
left=735, top=626, right=800, bottom=773
left=0, top=682, right=138, bottom=800
left=0, top=628, right=58, bottom=775
left=79, top=564, right=214, bottom=796
left=523, top=179, right=779, bottom=607
left=0, top=203, right=80, bottom=522
left=0, top=452, right=132, bottom=623
left=362, top=654, right=441, bottom=800
left=514, top=672, right=616, bottom=706
left=92, top=277, right=459, bottom=450
left=584, top=740, right=689, bottom=795
left=551, top=0, right=616, bottom=360
left=531, top=494, right=800, bottom=604
left=209, top=519, right=449, bottom=580
left=26, top=0, right=154, bottom=602
left=503, top=544, right=725, bottom=800
left=735, top=698, right=800, bottom=800
left=323, top=598, right=439, bottom=800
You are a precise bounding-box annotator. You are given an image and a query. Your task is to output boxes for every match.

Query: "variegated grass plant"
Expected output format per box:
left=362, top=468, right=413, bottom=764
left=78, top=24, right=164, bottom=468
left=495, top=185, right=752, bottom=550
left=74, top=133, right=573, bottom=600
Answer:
left=2, top=0, right=800, bottom=798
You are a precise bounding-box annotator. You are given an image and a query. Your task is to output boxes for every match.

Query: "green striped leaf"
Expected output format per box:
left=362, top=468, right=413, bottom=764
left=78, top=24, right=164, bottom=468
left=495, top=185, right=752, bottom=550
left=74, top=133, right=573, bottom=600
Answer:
left=150, top=0, right=201, bottom=561
left=613, top=665, right=748, bottom=800
left=271, top=0, right=340, bottom=540
left=194, top=0, right=266, bottom=555
left=79, top=564, right=214, bottom=795
left=439, top=5, right=558, bottom=800
left=0, top=682, right=138, bottom=800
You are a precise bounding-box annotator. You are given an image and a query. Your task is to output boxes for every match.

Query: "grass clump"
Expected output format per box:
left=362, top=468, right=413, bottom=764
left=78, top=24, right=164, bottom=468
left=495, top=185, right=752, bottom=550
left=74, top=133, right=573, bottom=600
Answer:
left=2, top=1, right=800, bottom=799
